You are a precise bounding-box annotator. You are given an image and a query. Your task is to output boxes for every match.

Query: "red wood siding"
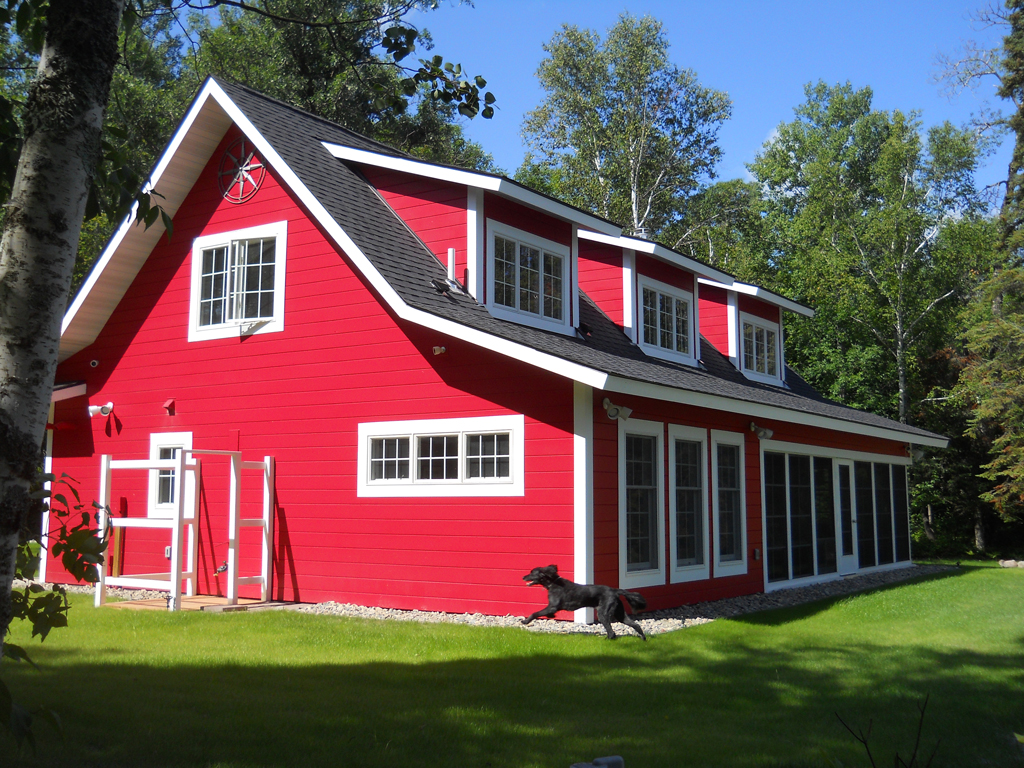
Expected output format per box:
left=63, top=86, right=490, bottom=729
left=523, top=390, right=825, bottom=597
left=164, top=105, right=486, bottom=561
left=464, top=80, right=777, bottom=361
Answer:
left=49, top=126, right=575, bottom=617
left=361, top=167, right=468, bottom=286
left=483, top=193, right=572, bottom=246
left=739, top=294, right=781, bottom=324
left=578, top=240, right=624, bottom=327
left=636, top=253, right=694, bottom=293
left=699, top=284, right=731, bottom=356
left=590, top=391, right=909, bottom=609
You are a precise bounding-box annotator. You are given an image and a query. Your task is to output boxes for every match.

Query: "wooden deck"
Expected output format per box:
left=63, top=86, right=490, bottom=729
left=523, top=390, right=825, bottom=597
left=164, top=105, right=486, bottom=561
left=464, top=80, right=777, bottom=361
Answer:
left=104, top=595, right=273, bottom=612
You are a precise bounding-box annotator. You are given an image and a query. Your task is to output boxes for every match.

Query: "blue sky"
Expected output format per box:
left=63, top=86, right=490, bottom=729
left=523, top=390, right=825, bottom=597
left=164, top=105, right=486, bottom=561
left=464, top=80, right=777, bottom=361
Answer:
left=411, top=0, right=1010, bottom=191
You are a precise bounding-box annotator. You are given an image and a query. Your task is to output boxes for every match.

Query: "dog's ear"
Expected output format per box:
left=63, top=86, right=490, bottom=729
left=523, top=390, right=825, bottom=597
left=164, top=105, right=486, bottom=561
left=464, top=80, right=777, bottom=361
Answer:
left=547, top=564, right=558, bottom=574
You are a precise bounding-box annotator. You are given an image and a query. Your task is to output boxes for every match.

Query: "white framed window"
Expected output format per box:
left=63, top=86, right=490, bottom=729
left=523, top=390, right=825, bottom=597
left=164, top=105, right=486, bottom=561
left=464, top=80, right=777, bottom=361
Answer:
left=357, top=415, right=525, bottom=497
left=148, top=432, right=195, bottom=519
left=668, top=425, right=709, bottom=583
left=639, top=276, right=697, bottom=366
left=486, top=220, right=571, bottom=334
left=712, top=430, right=747, bottom=577
left=618, top=419, right=665, bottom=589
left=739, top=312, right=782, bottom=384
left=188, top=221, right=287, bottom=342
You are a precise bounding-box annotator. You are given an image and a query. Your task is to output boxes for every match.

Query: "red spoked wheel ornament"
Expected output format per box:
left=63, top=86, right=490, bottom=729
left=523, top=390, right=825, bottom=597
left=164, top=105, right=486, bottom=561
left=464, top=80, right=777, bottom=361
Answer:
left=218, top=137, right=266, bottom=204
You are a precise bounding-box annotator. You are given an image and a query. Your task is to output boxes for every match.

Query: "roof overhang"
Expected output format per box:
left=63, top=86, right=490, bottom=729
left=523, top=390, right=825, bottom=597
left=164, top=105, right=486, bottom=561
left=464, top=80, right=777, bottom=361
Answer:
left=321, top=142, right=622, bottom=237
left=578, top=229, right=734, bottom=285
left=698, top=277, right=814, bottom=317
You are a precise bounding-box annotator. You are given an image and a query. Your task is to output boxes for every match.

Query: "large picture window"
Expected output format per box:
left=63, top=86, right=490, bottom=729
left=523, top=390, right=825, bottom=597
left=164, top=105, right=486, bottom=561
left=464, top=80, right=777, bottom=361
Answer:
left=856, top=462, right=911, bottom=568
left=638, top=276, right=696, bottom=366
left=487, top=221, right=570, bottom=333
left=189, top=221, right=287, bottom=342
left=357, top=415, right=524, bottom=497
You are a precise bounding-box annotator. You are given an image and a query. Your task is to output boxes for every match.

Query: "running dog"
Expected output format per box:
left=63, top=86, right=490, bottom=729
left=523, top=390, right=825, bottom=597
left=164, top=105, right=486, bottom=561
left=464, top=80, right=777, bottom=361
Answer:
left=521, top=564, right=647, bottom=640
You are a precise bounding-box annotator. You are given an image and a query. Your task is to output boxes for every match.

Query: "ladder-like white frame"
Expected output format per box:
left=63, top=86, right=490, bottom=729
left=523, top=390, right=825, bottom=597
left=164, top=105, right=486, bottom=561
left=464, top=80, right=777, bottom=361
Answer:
left=93, top=450, right=275, bottom=610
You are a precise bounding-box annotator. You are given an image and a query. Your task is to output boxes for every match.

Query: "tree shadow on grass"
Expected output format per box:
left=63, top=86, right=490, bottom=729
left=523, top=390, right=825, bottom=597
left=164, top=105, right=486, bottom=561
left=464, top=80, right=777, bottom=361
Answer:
left=4, top=621, right=1023, bottom=768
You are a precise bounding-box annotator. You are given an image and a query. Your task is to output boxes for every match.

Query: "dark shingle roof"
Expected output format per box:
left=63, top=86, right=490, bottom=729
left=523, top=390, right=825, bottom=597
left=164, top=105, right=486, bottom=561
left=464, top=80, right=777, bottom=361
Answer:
left=216, top=78, right=942, bottom=444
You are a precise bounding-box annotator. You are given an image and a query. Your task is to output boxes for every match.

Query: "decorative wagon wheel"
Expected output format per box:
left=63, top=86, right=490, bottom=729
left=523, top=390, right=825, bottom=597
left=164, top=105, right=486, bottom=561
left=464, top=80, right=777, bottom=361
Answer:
left=218, top=137, right=266, bottom=204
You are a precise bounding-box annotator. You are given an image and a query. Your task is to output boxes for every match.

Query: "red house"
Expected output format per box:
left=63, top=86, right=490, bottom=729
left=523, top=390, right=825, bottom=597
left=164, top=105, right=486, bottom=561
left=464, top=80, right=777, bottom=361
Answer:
left=44, top=78, right=946, bottom=619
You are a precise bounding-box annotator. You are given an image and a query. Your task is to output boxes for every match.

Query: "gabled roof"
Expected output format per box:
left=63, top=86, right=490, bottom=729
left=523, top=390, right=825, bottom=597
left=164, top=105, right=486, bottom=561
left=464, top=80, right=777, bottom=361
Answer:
left=61, top=77, right=946, bottom=448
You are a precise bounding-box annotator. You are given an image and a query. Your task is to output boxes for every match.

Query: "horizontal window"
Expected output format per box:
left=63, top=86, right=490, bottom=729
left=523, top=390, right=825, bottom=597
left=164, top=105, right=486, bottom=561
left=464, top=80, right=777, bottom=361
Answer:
left=188, top=221, right=287, bottom=342
left=357, top=415, right=525, bottom=497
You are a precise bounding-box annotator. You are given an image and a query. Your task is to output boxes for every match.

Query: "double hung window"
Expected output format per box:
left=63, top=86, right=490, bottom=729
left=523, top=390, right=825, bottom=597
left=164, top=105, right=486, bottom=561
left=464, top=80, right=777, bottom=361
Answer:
left=639, top=276, right=696, bottom=365
left=189, top=221, right=287, bottom=341
left=358, top=415, right=524, bottom=497
left=739, top=313, right=781, bottom=383
left=668, top=425, right=708, bottom=582
left=487, top=221, right=570, bottom=333
left=712, top=431, right=747, bottom=576
left=618, top=419, right=666, bottom=588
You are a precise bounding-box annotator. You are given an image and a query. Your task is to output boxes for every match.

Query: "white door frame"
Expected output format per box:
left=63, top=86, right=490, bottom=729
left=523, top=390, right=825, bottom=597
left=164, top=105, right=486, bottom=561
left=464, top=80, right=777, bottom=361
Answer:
left=836, top=460, right=858, bottom=575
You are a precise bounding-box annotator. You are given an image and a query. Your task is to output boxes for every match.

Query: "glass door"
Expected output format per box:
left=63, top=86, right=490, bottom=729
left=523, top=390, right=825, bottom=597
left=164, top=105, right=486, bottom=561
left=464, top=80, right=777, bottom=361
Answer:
left=836, top=461, right=858, bottom=575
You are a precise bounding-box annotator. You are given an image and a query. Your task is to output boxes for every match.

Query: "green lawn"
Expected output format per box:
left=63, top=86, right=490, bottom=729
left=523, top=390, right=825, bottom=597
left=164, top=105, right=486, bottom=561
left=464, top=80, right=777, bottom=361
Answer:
left=3, top=563, right=1023, bottom=768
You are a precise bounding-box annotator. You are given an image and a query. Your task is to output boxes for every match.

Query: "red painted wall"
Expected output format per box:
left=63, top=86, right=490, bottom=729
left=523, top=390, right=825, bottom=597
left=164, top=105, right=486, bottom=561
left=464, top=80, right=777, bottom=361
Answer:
left=635, top=253, right=694, bottom=294
left=49, top=126, right=575, bottom=616
left=739, top=294, right=781, bottom=325
left=361, top=167, right=468, bottom=287
left=699, top=284, right=731, bottom=357
left=577, top=240, right=624, bottom=327
left=590, top=390, right=908, bottom=610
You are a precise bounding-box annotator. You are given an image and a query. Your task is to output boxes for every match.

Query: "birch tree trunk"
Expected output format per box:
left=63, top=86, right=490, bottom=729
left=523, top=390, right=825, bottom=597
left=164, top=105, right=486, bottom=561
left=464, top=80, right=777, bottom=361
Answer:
left=0, top=0, right=124, bottom=656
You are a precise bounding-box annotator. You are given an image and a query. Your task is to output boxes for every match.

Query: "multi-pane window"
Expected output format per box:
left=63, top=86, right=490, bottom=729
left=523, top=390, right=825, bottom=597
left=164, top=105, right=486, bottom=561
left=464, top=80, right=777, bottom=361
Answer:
left=741, top=318, right=779, bottom=378
left=716, top=443, right=743, bottom=562
left=492, top=233, right=564, bottom=322
left=199, top=237, right=277, bottom=327
left=157, top=447, right=180, bottom=505
left=466, top=433, right=510, bottom=479
left=640, top=279, right=694, bottom=362
left=625, top=434, right=659, bottom=572
left=369, top=437, right=410, bottom=481
left=418, top=435, right=459, bottom=480
left=855, top=462, right=911, bottom=568
left=674, top=439, right=704, bottom=567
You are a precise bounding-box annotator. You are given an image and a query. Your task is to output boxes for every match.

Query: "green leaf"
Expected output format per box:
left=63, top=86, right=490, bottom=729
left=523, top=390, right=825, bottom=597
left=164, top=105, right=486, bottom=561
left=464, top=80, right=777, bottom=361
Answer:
left=2, top=643, right=38, bottom=669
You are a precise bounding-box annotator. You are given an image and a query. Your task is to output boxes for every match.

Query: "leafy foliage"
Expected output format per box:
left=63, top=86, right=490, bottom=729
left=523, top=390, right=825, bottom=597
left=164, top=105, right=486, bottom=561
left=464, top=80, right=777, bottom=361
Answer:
left=520, top=13, right=730, bottom=236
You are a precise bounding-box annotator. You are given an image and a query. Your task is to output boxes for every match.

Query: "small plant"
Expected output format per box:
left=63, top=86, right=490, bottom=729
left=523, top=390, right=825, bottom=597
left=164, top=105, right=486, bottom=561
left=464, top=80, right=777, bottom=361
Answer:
left=836, top=695, right=938, bottom=767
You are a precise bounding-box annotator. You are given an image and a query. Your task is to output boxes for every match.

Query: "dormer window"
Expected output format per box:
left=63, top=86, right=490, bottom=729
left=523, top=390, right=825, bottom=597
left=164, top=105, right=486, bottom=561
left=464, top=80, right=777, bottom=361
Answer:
left=740, top=313, right=781, bottom=383
left=486, top=220, right=570, bottom=333
left=638, top=275, right=696, bottom=366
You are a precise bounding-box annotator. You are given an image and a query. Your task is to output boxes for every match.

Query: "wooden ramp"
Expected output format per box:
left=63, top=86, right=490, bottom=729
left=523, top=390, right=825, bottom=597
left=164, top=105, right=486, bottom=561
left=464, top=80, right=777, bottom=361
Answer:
left=103, top=595, right=288, bottom=612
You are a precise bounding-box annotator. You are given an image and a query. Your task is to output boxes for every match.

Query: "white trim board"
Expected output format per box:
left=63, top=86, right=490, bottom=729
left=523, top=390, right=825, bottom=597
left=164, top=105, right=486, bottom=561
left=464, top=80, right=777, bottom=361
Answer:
left=579, top=229, right=734, bottom=285
left=698, top=277, right=814, bottom=318
left=322, top=142, right=620, bottom=236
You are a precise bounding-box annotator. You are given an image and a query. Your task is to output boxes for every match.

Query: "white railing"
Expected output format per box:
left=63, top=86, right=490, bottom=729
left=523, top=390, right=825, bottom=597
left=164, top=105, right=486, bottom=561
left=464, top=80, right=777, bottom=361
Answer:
left=93, top=449, right=275, bottom=610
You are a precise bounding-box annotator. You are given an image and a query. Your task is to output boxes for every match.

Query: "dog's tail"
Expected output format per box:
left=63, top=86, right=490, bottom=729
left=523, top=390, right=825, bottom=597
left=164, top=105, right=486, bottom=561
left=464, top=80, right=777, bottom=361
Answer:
left=618, top=590, right=647, bottom=613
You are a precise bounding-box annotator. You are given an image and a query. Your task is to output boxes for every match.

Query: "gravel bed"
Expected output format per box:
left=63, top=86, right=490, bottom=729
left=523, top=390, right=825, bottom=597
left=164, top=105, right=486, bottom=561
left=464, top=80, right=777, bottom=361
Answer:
left=48, top=564, right=953, bottom=637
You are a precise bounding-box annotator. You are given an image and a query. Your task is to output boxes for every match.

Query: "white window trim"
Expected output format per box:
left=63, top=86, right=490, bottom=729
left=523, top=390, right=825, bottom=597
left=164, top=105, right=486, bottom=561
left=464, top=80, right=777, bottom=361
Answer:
left=738, top=311, right=783, bottom=385
left=637, top=275, right=698, bottom=367
left=668, top=424, right=709, bottom=583
left=485, top=219, right=573, bottom=335
left=357, top=414, right=525, bottom=497
left=148, top=432, right=194, bottom=519
left=618, top=418, right=666, bottom=589
left=188, top=220, right=288, bottom=342
left=712, top=429, right=747, bottom=577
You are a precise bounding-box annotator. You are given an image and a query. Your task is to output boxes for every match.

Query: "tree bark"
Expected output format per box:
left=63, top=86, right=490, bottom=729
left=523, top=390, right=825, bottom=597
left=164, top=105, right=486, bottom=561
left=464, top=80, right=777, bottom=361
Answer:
left=0, top=0, right=124, bottom=656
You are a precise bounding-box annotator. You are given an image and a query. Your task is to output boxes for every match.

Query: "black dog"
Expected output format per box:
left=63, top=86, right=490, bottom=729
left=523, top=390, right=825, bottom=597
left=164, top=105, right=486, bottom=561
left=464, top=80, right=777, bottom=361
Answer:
left=521, top=564, right=647, bottom=640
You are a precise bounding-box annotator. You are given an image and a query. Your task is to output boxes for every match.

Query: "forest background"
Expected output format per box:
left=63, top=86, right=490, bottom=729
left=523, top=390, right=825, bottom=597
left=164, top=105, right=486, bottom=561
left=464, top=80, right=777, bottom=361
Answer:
left=2, top=0, right=1021, bottom=558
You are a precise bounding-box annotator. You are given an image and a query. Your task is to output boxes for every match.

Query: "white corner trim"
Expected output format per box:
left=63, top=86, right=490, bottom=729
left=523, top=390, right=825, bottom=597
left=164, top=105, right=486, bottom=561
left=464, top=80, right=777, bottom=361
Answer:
left=467, top=187, right=484, bottom=301
left=579, top=229, right=734, bottom=285
left=356, top=414, right=525, bottom=497
left=322, top=142, right=620, bottom=236
left=727, top=292, right=738, bottom=363
left=622, top=248, right=636, bottom=342
left=573, top=382, right=595, bottom=624
left=697, top=277, right=814, bottom=318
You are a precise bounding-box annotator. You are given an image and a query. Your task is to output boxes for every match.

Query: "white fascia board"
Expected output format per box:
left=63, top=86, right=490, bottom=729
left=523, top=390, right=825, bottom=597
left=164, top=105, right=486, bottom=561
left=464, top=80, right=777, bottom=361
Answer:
left=698, top=277, right=814, bottom=318
left=321, top=142, right=621, bottom=236
left=601, top=375, right=949, bottom=449
left=579, top=229, right=734, bottom=285
left=50, top=382, right=87, bottom=402
left=61, top=78, right=234, bottom=359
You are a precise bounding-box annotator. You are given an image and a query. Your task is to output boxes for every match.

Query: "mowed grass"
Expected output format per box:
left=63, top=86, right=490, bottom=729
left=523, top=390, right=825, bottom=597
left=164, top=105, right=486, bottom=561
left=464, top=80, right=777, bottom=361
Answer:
left=3, top=564, right=1023, bottom=768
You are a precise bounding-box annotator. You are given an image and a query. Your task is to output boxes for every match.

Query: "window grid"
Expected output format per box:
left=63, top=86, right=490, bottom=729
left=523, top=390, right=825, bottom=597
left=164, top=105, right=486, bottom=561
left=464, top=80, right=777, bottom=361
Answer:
left=466, top=433, right=511, bottom=479
left=369, top=432, right=513, bottom=485
left=157, top=447, right=180, bottom=505
left=491, top=232, right=564, bottom=322
left=199, top=236, right=276, bottom=328
left=642, top=286, right=690, bottom=356
left=625, top=434, right=659, bottom=572
left=674, top=439, right=703, bottom=567
left=370, top=437, right=410, bottom=481
left=417, top=435, right=460, bottom=481
left=717, top=443, right=743, bottom=562
left=742, top=319, right=779, bottom=377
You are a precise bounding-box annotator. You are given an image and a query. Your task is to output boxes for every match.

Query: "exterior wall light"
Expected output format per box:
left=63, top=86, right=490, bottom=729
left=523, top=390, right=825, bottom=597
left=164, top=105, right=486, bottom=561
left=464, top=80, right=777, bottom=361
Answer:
left=602, top=397, right=632, bottom=421
left=749, top=421, right=773, bottom=440
left=88, top=402, right=114, bottom=418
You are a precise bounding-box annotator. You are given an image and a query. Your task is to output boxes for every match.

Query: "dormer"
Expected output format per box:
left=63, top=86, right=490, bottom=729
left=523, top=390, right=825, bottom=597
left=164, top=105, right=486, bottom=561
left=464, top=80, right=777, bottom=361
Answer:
left=697, top=279, right=813, bottom=386
left=319, top=142, right=619, bottom=338
left=577, top=230, right=733, bottom=366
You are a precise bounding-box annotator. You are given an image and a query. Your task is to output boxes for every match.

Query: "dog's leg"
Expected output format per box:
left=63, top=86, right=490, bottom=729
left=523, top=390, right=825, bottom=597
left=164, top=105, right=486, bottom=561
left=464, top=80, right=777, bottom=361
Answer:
left=595, top=606, right=618, bottom=640
left=620, top=613, right=647, bottom=641
left=522, top=607, right=557, bottom=625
